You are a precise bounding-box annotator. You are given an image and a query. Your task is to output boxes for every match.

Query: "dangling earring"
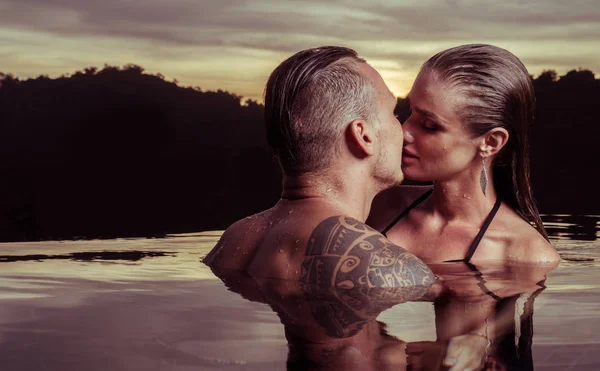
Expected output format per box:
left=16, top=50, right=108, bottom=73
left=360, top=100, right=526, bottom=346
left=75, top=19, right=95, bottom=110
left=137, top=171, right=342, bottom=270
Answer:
left=480, top=157, right=488, bottom=197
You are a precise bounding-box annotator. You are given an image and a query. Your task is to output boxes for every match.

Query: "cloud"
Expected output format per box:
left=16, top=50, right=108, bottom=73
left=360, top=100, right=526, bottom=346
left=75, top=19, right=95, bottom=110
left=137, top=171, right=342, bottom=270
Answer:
left=2, top=0, right=598, bottom=47
left=0, top=0, right=598, bottom=99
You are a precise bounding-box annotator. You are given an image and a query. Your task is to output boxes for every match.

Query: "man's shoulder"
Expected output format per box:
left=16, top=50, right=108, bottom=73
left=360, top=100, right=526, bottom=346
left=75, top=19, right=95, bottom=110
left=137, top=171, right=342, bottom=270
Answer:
left=300, top=215, right=435, bottom=288
left=219, top=210, right=272, bottom=240
left=203, top=211, right=271, bottom=268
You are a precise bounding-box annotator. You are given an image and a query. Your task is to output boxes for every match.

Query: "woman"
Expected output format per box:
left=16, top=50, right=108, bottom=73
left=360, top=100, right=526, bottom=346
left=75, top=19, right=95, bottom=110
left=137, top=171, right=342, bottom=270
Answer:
left=369, top=44, right=560, bottom=264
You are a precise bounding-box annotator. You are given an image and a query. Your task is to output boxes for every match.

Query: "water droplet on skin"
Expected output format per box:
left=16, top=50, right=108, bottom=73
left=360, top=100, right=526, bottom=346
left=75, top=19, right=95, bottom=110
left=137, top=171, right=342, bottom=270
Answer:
left=288, top=210, right=294, bottom=214
left=295, top=240, right=300, bottom=244
left=236, top=246, right=240, bottom=250
left=279, top=249, right=283, bottom=253
left=463, top=194, right=467, bottom=198
left=326, top=188, right=332, bottom=192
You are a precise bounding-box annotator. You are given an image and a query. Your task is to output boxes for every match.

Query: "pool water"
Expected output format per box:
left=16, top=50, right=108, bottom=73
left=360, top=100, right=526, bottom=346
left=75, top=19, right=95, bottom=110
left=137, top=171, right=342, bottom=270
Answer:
left=0, top=217, right=599, bottom=371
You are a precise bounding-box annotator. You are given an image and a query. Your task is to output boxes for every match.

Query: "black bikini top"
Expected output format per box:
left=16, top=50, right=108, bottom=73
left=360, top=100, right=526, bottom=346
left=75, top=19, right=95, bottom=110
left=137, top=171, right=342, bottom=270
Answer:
left=381, top=189, right=502, bottom=263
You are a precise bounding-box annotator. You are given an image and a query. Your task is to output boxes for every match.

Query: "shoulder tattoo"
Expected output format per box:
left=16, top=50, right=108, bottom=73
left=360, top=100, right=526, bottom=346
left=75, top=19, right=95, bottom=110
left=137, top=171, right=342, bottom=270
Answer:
left=300, top=216, right=435, bottom=289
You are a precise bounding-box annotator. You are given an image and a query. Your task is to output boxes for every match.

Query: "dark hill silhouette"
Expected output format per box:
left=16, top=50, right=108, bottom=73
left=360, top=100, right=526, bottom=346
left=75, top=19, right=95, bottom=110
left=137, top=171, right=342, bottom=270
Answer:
left=530, top=69, right=600, bottom=215
left=0, top=65, right=280, bottom=241
left=0, top=66, right=598, bottom=242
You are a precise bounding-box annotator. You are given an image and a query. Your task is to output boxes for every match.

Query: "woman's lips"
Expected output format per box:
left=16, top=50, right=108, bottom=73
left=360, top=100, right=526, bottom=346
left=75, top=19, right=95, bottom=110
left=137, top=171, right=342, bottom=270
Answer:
left=402, top=150, right=418, bottom=164
left=402, top=149, right=418, bottom=158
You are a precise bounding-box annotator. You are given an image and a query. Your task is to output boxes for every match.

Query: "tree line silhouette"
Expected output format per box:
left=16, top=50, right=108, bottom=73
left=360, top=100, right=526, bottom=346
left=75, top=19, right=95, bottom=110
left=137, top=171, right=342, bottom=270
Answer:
left=0, top=65, right=598, bottom=242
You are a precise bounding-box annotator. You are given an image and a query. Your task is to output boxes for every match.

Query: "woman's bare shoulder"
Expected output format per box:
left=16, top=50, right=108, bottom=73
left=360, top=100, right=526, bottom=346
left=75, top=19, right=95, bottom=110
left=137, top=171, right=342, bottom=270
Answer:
left=367, top=185, right=433, bottom=231
left=503, top=218, right=561, bottom=265
left=521, top=233, right=561, bottom=264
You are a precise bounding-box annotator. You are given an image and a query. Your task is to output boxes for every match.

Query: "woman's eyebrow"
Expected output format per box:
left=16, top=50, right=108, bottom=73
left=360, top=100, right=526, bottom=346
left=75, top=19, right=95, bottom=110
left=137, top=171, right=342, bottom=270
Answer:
left=414, top=107, right=447, bottom=124
left=406, top=99, right=448, bottom=126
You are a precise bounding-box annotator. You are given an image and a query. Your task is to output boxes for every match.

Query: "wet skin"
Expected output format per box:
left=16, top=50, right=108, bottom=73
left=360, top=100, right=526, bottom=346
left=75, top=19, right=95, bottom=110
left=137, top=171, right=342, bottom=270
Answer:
left=204, top=207, right=436, bottom=289
left=204, top=62, right=435, bottom=289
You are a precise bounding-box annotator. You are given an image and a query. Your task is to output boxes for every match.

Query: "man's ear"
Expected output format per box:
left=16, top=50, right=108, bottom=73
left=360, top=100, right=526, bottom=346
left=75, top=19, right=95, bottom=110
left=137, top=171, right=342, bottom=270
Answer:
left=479, top=127, right=509, bottom=157
left=346, top=119, right=376, bottom=158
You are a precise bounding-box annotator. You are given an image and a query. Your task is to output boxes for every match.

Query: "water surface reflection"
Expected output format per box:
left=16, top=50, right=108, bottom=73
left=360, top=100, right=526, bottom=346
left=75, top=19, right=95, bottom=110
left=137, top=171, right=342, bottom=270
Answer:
left=211, top=261, right=555, bottom=370
left=0, top=233, right=598, bottom=370
left=542, top=214, right=600, bottom=242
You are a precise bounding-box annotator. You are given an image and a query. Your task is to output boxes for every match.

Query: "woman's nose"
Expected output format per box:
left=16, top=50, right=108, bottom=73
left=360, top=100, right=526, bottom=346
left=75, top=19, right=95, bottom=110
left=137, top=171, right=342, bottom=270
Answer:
left=402, top=122, right=414, bottom=143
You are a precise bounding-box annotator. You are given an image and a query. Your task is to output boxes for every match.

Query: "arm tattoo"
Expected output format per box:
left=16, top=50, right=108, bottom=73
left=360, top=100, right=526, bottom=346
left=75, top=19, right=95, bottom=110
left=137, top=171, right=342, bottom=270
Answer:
left=210, top=216, right=436, bottom=340
left=300, top=216, right=435, bottom=289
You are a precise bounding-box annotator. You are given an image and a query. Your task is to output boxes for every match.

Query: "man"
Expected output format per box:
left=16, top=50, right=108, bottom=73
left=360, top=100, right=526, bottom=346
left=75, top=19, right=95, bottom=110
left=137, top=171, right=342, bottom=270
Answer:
left=204, top=46, right=434, bottom=289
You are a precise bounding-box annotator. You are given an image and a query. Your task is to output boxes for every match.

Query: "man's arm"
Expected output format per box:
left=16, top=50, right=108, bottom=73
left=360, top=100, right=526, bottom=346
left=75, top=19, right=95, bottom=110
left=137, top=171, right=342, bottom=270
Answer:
left=300, top=215, right=436, bottom=289
left=294, top=216, right=435, bottom=338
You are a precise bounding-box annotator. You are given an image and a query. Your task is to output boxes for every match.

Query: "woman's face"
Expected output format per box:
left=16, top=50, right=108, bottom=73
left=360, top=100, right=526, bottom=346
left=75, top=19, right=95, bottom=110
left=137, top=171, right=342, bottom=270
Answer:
left=401, top=71, right=481, bottom=182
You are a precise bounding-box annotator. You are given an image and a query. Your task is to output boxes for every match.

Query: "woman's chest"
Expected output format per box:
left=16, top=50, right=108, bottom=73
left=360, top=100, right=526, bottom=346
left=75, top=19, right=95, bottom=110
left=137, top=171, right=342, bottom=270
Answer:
left=385, top=219, right=506, bottom=262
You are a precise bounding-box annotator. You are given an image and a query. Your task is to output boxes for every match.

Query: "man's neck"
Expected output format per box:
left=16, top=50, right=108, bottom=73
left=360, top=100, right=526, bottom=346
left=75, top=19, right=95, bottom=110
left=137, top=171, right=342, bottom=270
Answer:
left=280, top=170, right=375, bottom=222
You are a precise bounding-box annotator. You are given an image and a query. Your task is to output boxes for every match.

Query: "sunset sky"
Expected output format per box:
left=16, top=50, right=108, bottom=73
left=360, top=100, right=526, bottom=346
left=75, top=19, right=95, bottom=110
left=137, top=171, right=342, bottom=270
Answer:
left=1, top=0, right=599, bottom=101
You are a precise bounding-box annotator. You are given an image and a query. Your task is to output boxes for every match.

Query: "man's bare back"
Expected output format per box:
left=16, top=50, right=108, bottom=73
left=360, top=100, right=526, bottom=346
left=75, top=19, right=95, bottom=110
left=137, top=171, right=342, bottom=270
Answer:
left=204, top=46, right=435, bottom=290
left=203, top=200, right=435, bottom=289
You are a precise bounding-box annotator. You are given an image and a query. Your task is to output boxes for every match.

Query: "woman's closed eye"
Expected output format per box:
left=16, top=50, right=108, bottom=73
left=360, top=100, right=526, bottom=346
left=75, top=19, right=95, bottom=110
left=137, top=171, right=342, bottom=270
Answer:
left=421, top=118, right=439, bottom=132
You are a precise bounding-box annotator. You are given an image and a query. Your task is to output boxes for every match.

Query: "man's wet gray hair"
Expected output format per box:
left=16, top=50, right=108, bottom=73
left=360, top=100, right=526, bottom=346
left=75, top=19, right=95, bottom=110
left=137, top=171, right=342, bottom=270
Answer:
left=264, top=46, right=378, bottom=175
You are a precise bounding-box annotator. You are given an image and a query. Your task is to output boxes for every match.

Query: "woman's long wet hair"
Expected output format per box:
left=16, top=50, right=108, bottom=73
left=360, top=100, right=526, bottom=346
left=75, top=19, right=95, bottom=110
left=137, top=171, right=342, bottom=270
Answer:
left=421, top=44, right=548, bottom=240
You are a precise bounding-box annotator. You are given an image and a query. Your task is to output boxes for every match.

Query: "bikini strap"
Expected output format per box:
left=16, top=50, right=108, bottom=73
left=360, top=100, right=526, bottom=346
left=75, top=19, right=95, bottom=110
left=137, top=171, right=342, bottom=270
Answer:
left=464, top=196, right=502, bottom=262
left=381, top=189, right=433, bottom=237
